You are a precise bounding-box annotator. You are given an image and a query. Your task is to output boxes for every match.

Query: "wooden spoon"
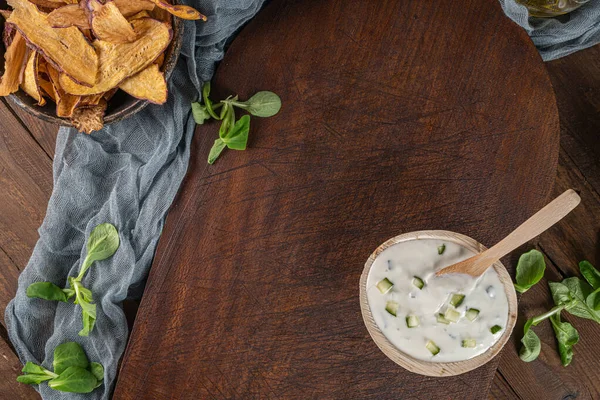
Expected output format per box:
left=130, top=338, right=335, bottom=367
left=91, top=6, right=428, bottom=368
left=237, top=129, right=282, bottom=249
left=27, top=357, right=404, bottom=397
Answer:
left=436, top=189, right=581, bottom=277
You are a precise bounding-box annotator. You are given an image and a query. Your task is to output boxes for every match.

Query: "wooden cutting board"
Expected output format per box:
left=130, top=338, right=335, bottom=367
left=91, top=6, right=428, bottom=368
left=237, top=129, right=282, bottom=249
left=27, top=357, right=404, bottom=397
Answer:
left=114, top=0, right=559, bottom=398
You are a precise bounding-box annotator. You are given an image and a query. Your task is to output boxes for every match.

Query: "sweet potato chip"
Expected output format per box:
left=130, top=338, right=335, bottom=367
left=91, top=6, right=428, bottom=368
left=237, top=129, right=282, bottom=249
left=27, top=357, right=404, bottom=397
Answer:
left=2, top=21, right=15, bottom=49
left=56, top=95, right=80, bottom=117
left=119, top=64, right=166, bottom=104
left=47, top=4, right=90, bottom=29
left=39, top=78, right=56, bottom=102
left=103, top=87, right=117, bottom=101
left=7, top=0, right=98, bottom=87
left=59, top=18, right=171, bottom=95
left=47, top=65, right=81, bottom=117
left=21, top=51, right=46, bottom=105
left=88, top=0, right=137, bottom=44
left=149, top=0, right=206, bottom=21
left=0, top=10, right=10, bottom=19
left=0, top=31, right=27, bottom=96
left=79, top=92, right=105, bottom=106
left=28, top=0, right=65, bottom=9
left=81, top=28, right=94, bottom=41
left=128, top=10, right=151, bottom=20
left=57, top=96, right=81, bottom=117
left=71, top=100, right=106, bottom=134
left=154, top=53, right=165, bottom=69
left=37, top=56, right=48, bottom=74
left=114, top=0, right=154, bottom=17
left=35, top=58, right=56, bottom=101
left=149, top=3, right=170, bottom=23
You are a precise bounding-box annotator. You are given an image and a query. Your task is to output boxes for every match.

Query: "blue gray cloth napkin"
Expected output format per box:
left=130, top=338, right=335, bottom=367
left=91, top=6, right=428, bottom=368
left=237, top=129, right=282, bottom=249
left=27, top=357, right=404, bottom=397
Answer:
left=500, top=0, right=600, bottom=60
left=4, top=0, right=597, bottom=399
left=4, top=1, right=264, bottom=399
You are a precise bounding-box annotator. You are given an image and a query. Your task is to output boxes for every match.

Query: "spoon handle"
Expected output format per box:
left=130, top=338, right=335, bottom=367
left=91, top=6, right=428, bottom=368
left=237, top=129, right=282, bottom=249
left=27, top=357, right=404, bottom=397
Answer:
left=439, top=189, right=581, bottom=276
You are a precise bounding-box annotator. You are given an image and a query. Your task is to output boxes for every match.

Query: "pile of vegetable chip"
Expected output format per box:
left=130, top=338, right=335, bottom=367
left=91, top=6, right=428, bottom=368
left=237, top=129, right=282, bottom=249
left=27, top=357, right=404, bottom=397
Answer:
left=0, top=0, right=206, bottom=133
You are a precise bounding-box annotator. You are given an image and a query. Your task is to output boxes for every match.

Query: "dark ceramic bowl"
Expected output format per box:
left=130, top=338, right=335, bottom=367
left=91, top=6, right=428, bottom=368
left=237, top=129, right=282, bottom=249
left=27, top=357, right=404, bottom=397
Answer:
left=0, top=0, right=183, bottom=127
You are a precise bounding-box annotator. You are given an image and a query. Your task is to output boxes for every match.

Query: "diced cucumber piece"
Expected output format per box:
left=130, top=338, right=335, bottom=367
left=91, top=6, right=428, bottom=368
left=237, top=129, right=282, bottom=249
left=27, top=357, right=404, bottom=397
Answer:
left=436, top=313, right=450, bottom=325
left=412, top=276, right=425, bottom=290
left=385, top=301, right=399, bottom=316
left=444, top=308, right=461, bottom=323
left=490, top=325, right=503, bottom=334
left=426, top=340, right=440, bottom=355
left=438, top=244, right=446, bottom=255
left=449, top=293, right=465, bottom=307
left=465, top=308, right=480, bottom=321
left=462, top=339, right=476, bottom=348
left=406, top=315, right=420, bottom=328
left=376, top=278, right=393, bottom=294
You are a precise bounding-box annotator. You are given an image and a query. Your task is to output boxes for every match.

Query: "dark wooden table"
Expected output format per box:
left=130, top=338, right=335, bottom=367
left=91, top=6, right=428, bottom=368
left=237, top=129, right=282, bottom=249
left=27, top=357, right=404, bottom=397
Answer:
left=114, top=0, right=560, bottom=397
left=0, top=16, right=598, bottom=400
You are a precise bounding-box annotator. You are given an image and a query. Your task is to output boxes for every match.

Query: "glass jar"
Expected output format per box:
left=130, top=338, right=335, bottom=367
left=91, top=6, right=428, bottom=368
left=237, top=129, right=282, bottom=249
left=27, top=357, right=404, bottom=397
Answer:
left=517, top=0, right=589, bottom=17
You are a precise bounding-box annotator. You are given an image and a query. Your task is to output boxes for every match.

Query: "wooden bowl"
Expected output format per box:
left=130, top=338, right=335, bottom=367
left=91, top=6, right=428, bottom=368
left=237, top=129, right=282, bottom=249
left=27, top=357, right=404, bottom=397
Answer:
left=0, top=1, right=183, bottom=127
left=359, top=230, right=518, bottom=377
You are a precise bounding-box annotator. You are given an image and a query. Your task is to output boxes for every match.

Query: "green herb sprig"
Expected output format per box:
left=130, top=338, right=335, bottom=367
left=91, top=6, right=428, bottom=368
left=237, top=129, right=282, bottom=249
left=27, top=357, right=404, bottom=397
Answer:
left=17, top=342, right=104, bottom=393
left=26, top=223, right=119, bottom=336
left=192, top=82, right=281, bottom=164
left=517, top=253, right=599, bottom=366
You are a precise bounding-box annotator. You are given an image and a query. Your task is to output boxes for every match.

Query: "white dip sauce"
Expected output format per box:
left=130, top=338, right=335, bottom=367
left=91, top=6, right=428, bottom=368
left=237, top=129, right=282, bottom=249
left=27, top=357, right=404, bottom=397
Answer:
left=366, top=239, right=509, bottom=362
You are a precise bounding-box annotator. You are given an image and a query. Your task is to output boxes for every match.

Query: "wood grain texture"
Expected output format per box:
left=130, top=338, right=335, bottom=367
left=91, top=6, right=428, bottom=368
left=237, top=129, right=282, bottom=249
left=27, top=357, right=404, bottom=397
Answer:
left=115, top=0, right=559, bottom=398
left=0, top=101, right=53, bottom=324
left=538, top=150, right=600, bottom=277
left=438, top=189, right=580, bottom=277
left=546, top=45, right=600, bottom=195
left=0, top=249, right=19, bottom=329
left=489, top=369, right=519, bottom=400
left=0, top=333, right=40, bottom=400
left=360, top=231, right=518, bottom=377
left=4, top=98, right=58, bottom=159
